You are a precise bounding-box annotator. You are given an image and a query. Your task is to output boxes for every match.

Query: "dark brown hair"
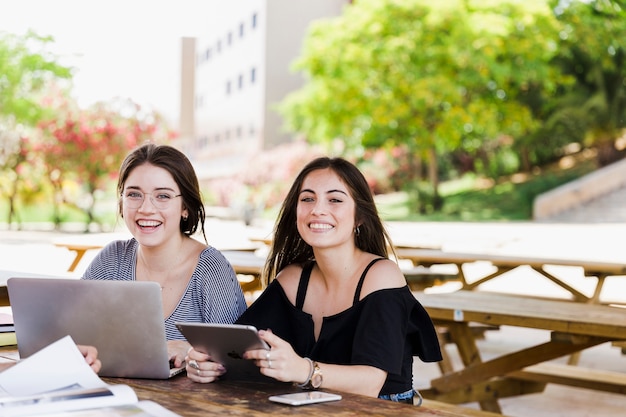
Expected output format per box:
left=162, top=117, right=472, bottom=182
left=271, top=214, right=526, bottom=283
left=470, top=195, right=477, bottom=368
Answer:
left=263, top=156, right=393, bottom=283
left=117, top=143, right=207, bottom=242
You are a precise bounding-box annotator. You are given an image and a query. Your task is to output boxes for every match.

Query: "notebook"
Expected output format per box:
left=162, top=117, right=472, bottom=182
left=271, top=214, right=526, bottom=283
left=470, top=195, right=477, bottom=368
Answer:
left=7, top=277, right=185, bottom=379
left=175, top=322, right=272, bottom=381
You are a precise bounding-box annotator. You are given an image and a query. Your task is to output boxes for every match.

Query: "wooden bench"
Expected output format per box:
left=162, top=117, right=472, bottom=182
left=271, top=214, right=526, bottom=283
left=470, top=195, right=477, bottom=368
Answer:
left=402, top=267, right=460, bottom=291
left=437, top=323, right=500, bottom=344
left=420, top=399, right=510, bottom=416
left=509, top=362, right=626, bottom=395
left=418, top=290, right=626, bottom=413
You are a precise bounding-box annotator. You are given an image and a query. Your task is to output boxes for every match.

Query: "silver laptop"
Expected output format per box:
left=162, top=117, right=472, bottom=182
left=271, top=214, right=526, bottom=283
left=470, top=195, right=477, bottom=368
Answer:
left=7, top=277, right=184, bottom=379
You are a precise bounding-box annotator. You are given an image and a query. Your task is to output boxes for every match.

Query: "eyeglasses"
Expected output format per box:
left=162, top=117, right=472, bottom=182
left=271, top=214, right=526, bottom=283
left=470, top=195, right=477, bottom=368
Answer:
left=122, top=190, right=182, bottom=210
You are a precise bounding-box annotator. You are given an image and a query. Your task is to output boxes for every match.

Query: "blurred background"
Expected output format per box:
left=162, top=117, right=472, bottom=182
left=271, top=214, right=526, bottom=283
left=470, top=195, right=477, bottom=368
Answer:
left=1, top=0, right=626, bottom=232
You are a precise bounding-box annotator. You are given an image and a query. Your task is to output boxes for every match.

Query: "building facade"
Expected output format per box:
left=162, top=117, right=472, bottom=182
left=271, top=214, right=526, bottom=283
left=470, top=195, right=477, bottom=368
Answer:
left=177, top=0, right=349, bottom=181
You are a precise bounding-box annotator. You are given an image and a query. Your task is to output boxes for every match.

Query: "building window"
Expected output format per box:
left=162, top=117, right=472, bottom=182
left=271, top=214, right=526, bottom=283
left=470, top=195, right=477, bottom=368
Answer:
left=238, top=74, right=244, bottom=90
left=204, top=48, right=212, bottom=62
left=236, top=126, right=242, bottom=138
left=239, top=22, right=245, bottom=37
left=195, top=94, right=204, bottom=109
left=252, top=13, right=257, bottom=29
left=216, top=39, right=222, bottom=53
left=250, top=67, right=256, bottom=84
left=226, top=80, right=231, bottom=95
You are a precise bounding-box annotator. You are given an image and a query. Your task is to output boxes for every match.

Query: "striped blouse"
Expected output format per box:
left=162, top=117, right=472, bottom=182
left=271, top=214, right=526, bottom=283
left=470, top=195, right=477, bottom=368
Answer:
left=82, top=238, right=247, bottom=340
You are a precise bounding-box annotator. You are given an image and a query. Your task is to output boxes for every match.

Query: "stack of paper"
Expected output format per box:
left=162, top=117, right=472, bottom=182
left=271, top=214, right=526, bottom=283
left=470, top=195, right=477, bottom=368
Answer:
left=0, top=335, right=180, bottom=417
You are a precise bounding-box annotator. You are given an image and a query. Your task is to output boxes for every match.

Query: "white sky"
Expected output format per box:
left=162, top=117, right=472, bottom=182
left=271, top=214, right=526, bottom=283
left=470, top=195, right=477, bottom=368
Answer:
left=0, top=0, right=219, bottom=125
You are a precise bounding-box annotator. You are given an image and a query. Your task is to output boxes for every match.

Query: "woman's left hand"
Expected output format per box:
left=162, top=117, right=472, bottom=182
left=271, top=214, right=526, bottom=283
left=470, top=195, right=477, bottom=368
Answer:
left=77, top=344, right=102, bottom=374
left=167, top=340, right=192, bottom=368
left=243, top=329, right=312, bottom=385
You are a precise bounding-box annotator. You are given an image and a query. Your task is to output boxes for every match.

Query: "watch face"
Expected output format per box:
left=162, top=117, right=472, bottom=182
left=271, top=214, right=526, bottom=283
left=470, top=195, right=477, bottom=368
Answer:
left=311, top=373, right=322, bottom=388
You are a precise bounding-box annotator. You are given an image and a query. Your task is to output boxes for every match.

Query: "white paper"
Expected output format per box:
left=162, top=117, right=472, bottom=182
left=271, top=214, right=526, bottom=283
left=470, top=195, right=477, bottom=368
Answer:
left=0, top=335, right=140, bottom=417
left=42, top=400, right=182, bottom=417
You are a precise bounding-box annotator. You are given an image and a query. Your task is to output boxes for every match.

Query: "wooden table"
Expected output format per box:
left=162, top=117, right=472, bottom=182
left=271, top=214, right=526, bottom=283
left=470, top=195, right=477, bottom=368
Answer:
left=54, top=242, right=104, bottom=272
left=104, top=374, right=504, bottom=417
left=396, top=248, right=626, bottom=304
left=417, top=290, right=626, bottom=413
left=0, top=345, right=502, bottom=417
left=51, top=241, right=265, bottom=292
left=222, top=250, right=265, bottom=293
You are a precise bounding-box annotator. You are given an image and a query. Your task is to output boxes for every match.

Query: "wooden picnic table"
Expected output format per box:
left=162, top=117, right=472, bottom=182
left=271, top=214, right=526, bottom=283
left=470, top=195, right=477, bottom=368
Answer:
left=0, top=342, right=504, bottom=417
left=54, top=242, right=104, bottom=272
left=222, top=250, right=265, bottom=293
left=395, top=248, right=626, bottom=304
left=417, top=290, right=626, bottom=414
left=248, top=236, right=452, bottom=292
left=102, top=371, right=505, bottom=417
left=54, top=241, right=260, bottom=273
left=52, top=239, right=265, bottom=291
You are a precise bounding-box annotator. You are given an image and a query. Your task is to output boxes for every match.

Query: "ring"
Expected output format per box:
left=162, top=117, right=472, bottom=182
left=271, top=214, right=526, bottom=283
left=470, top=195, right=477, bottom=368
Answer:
left=268, top=359, right=272, bottom=369
left=197, top=369, right=200, bottom=376
left=266, top=351, right=271, bottom=360
left=189, top=359, right=199, bottom=370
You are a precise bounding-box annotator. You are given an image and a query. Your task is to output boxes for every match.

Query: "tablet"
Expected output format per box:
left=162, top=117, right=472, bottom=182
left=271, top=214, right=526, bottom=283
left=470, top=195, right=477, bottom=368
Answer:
left=175, top=322, right=270, bottom=381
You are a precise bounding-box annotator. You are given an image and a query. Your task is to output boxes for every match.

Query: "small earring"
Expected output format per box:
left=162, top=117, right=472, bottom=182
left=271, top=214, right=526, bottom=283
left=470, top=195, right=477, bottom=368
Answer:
left=354, top=226, right=360, bottom=236
left=182, top=215, right=188, bottom=221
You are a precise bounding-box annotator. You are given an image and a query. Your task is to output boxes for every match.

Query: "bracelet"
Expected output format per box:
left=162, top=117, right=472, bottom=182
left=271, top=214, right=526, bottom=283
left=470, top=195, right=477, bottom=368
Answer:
left=295, top=357, right=315, bottom=388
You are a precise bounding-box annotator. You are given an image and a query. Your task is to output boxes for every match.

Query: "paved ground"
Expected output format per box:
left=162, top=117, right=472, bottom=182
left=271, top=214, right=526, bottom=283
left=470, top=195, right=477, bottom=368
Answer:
left=2, top=218, right=626, bottom=416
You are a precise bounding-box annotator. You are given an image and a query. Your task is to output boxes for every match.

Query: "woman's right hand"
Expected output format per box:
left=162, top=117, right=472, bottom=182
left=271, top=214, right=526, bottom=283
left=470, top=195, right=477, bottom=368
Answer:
left=185, top=347, right=226, bottom=383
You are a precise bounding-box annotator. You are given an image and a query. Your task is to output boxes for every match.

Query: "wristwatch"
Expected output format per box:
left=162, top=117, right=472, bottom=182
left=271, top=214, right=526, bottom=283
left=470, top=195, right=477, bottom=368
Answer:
left=304, top=361, right=322, bottom=389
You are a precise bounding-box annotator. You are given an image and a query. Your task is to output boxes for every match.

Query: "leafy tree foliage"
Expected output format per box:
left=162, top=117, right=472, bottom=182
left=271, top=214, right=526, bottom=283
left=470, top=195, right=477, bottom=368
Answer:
left=37, top=97, right=176, bottom=230
left=548, top=0, right=626, bottom=166
left=0, top=30, right=72, bottom=226
left=279, top=0, right=563, bottom=212
left=0, top=30, right=176, bottom=230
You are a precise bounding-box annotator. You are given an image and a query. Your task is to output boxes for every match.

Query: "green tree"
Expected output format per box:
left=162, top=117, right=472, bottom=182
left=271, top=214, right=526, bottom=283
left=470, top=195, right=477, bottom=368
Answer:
left=280, top=0, right=562, bottom=212
left=37, top=97, right=176, bottom=231
left=0, top=30, right=73, bottom=227
left=549, top=0, right=626, bottom=166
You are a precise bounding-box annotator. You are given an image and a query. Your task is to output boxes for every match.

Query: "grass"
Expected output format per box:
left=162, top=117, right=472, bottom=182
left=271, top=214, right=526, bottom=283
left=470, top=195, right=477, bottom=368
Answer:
left=376, top=157, right=597, bottom=222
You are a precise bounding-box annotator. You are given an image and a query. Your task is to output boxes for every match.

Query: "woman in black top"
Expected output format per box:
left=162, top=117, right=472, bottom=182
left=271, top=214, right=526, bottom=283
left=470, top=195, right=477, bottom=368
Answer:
left=186, top=157, right=441, bottom=403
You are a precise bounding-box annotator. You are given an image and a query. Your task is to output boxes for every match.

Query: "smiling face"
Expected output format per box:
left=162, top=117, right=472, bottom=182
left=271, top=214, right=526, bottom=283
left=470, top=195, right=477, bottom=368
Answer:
left=121, top=163, right=187, bottom=247
left=296, top=168, right=357, bottom=250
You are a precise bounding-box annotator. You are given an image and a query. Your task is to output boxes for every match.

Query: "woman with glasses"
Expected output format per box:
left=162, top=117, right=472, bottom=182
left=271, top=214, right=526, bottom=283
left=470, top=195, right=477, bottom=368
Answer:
left=82, top=143, right=247, bottom=368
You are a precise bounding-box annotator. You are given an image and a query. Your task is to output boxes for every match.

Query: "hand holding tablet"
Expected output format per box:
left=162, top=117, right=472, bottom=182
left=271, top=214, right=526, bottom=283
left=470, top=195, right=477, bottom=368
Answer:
left=175, top=322, right=270, bottom=380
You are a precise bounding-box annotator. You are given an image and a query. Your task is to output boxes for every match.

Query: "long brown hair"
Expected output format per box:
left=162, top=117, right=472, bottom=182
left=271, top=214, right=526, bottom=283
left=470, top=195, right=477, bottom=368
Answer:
left=117, top=143, right=207, bottom=243
left=263, top=156, right=393, bottom=284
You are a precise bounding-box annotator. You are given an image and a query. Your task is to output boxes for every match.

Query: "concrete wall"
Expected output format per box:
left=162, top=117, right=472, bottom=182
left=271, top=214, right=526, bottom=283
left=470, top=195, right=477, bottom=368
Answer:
left=533, top=158, right=626, bottom=220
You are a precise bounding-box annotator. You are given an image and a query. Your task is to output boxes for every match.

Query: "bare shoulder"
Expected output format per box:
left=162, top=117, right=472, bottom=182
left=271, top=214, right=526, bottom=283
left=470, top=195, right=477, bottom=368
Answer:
left=274, top=263, right=304, bottom=303
left=360, top=258, right=406, bottom=297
